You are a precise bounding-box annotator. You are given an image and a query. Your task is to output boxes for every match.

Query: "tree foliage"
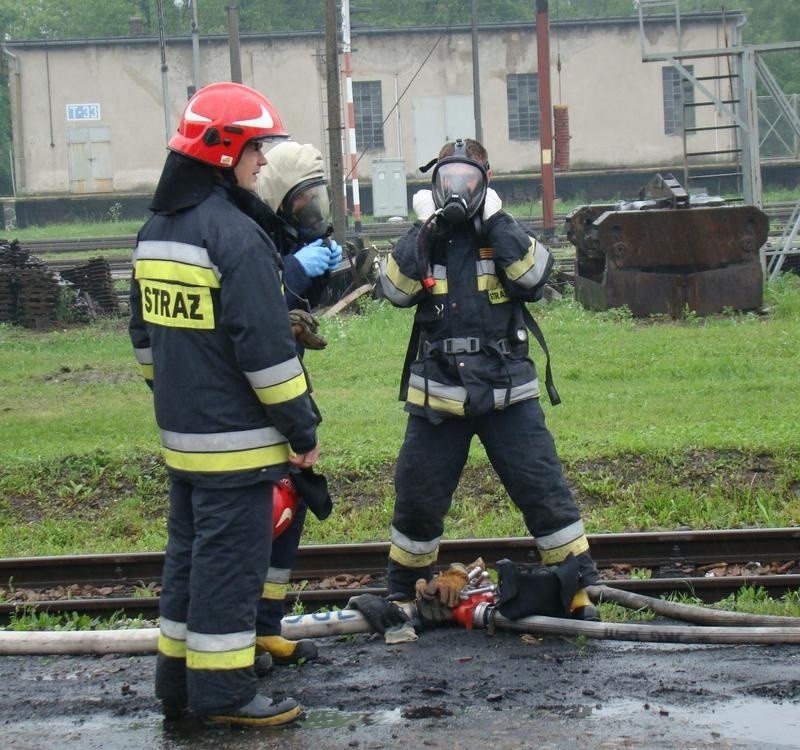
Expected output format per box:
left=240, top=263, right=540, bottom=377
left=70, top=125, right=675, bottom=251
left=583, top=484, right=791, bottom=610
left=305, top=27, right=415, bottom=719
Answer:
left=0, top=1, right=796, bottom=195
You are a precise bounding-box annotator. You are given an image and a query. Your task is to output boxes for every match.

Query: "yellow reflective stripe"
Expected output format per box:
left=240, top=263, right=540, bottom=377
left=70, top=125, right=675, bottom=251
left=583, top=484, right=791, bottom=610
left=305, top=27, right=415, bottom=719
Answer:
left=186, top=644, right=255, bottom=670
left=135, top=258, right=221, bottom=288
left=430, top=278, right=448, bottom=295
left=385, top=255, right=423, bottom=297
left=262, top=582, right=289, bottom=601
left=477, top=273, right=502, bottom=291
left=389, top=542, right=439, bottom=568
left=539, top=535, right=590, bottom=565
left=139, top=362, right=154, bottom=380
left=407, top=385, right=465, bottom=416
left=252, top=371, right=308, bottom=406
left=504, top=246, right=536, bottom=282
left=163, top=443, right=290, bottom=472
left=158, top=633, right=187, bottom=659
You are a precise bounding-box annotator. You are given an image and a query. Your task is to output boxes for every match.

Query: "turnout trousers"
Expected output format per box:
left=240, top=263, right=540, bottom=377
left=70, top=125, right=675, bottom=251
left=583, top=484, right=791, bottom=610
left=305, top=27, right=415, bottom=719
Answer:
left=388, top=399, right=597, bottom=597
left=155, top=477, right=272, bottom=714
left=256, top=502, right=308, bottom=635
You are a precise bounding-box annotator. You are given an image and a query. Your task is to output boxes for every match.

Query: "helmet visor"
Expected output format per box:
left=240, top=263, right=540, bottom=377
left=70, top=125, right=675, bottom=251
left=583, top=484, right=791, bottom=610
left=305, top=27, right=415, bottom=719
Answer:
left=284, top=182, right=332, bottom=241
left=432, top=161, right=487, bottom=218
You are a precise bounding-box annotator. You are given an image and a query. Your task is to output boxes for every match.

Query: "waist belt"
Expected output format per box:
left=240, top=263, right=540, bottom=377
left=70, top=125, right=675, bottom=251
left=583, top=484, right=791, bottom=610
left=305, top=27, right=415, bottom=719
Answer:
left=423, top=337, right=510, bottom=355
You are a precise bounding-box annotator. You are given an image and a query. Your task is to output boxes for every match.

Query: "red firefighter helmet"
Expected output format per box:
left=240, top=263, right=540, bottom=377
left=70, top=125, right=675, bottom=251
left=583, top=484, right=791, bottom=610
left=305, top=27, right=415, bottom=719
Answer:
left=272, top=475, right=301, bottom=539
left=169, top=81, right=289, bottom=168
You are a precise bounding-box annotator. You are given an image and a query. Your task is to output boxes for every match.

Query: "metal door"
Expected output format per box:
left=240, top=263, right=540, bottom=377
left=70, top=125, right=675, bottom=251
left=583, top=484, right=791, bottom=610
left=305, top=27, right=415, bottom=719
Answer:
left=67, top=127, right=113, bottom=193
left=412, top=96, right=475, bottom=169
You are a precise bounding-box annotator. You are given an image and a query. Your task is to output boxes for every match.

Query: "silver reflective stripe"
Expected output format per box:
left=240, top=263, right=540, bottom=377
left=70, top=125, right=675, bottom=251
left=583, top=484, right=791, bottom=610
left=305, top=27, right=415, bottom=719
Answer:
left=476, top=259, right=496, bottom=275
left=160, top=617, right=187, bottom=640
left=390, top=525, right=440, bottom=555
left=537, top=520, right=587, bottom=551
left=133, top=346, right=153, bottom=365
left=432, top=264, right=447, bottom=280
left=266, top=566, right=292, bottom=584
left=134, top=240, right=221, bottom=279
left=408, top=374, right=466, bottom=402
left=244, top=357, right=304, bottom=388
left=186, top=629, right=255, bottom=653
left=493, top=380, right=539, bottom=406
left=515, top=239, right=551, bottom=289
left=160, top=426, right=287, bottom=452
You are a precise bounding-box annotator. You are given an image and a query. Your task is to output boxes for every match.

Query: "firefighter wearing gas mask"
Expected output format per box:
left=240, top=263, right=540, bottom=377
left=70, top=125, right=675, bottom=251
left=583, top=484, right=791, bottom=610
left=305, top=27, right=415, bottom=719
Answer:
left=248, top=142, right=338, bottom=668
left=379, top=138, right=600, bottom=622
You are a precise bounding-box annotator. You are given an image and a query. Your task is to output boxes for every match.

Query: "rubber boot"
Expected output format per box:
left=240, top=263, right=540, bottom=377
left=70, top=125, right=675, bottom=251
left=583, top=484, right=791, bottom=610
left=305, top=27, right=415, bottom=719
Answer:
left=256, top=635, right=318, bottom=666
left=206, top=693, right=301, bottom=728
left=253, top=651, right=274, bottom=678
left=569, top=588, right=601, bottom=621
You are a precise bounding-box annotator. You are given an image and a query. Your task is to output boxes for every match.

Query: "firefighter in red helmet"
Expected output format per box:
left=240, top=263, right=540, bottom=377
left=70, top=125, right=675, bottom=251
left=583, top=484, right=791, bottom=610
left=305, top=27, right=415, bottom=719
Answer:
left=129, top=82, right=318, bottom=728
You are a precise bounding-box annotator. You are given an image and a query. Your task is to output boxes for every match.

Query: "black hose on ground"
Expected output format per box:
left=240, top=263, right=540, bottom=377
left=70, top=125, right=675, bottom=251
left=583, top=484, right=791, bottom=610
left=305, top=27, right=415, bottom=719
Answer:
left=587, top=584, right=800, bottom=628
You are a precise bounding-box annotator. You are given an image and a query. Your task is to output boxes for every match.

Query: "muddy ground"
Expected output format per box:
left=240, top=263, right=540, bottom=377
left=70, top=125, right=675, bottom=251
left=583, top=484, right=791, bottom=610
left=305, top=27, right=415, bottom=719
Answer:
left=2, top=625, right=799, bottom=749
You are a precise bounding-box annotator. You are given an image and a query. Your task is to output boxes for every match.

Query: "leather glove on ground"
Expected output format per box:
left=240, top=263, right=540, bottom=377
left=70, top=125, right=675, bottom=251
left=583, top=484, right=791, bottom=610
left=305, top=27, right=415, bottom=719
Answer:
left=412, top=189, right=436, bottom=222
left=482, top=187, right=503, bottom=222
left=295, top=238, right=331, bottom=277
left=326, top=239, right=343, bottom=271
left=288, top=308, right=327, bottom=350
left=347, top=594, right=409, bottom=635
left=414, top=563, right=469, bottom=608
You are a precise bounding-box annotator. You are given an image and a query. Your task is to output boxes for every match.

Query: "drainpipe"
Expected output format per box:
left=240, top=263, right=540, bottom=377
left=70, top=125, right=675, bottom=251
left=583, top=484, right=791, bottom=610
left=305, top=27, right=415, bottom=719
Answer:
left=2, top=46, right=24, bottom=193
left=535, top=0, right=555, bottom=237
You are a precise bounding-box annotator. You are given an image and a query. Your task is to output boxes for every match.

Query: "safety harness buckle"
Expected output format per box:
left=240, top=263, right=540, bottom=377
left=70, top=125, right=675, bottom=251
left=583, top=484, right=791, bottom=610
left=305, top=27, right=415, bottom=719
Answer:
left=442, top=337, right=480, bottom=354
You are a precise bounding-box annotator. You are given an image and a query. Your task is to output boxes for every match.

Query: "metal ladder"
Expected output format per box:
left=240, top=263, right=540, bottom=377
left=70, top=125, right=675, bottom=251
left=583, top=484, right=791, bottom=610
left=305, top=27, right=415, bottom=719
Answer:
left=767, top=199, right=800, bottom=281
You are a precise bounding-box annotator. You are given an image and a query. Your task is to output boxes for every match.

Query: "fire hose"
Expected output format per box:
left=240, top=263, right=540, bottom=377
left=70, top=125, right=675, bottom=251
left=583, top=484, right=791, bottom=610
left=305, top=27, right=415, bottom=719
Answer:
left=1, top=579, right=800, bottom=654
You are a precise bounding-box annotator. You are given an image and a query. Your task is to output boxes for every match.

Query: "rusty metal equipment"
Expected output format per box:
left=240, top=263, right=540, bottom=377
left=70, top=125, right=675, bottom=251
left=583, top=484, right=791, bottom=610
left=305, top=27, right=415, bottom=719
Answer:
left=565, top=174, right=769, bottom=318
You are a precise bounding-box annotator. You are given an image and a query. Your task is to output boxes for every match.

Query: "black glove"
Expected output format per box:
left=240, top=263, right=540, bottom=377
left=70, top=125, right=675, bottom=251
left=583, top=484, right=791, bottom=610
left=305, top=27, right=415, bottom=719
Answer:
left=289, top=309, right=327, bottom=350
left=347, top=594, right=409, bottom=634
left=495, top=554, right=580, bottom=620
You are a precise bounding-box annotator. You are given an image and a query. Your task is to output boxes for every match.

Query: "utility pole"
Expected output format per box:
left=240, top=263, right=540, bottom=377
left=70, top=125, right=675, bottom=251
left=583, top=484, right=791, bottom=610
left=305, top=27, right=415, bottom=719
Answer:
left=226, top=2, right=242, bottom=83
left=470, top=0, right=482, bottom=141
left=156, top=0, right=170, bottom=144
left=189, top=0, right=201, bottom=94
left=341, top=0, right=362, bottom=233
left=325, top=0, right=346, bottom=244
left=536, top=0, right=555, bottom=236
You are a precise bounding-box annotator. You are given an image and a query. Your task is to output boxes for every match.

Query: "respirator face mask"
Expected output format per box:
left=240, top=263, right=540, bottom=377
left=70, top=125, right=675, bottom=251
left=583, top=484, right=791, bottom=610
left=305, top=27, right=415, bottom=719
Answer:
left=431, top=159, right=487, bottom=224
left=282, top=180, right=332, bottom=242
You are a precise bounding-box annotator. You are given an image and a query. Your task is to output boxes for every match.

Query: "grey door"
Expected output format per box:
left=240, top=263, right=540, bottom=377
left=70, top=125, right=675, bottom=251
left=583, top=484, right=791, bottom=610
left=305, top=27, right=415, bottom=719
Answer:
left=67, top=127, right=113, bottom=193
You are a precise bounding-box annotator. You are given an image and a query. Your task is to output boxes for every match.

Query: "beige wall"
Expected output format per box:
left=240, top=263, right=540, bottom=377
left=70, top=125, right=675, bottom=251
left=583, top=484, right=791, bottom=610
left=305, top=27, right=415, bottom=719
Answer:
left=4, top=15, right=739, bottom=196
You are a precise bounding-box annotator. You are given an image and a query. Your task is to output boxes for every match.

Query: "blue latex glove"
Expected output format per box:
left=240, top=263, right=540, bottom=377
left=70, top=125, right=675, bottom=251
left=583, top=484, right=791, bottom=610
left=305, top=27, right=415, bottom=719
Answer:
left=294, top=238, right=330, bottom=278
left=327, top=239, right=343, bottom=271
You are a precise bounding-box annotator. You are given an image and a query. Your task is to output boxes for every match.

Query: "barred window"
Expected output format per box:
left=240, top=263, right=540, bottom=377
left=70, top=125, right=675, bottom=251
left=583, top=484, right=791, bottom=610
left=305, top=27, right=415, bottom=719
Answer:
left=663, top=65, right=695, bottom=136
left=507, top=73, right=539, bottom=141
left=353, top=80, right=384, bottom=150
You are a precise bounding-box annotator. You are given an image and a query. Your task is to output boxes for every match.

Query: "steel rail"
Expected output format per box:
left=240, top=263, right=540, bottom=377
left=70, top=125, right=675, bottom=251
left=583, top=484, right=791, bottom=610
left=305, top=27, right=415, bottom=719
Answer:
left=23, top=201, right=796, bottom=257
left=1, top=528, right=797, bottom=621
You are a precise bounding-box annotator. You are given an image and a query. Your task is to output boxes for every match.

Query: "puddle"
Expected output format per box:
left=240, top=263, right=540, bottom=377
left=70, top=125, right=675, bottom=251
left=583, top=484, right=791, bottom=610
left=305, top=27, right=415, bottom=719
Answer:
left=594, top=697, right=800, bottom=747
left=298, top=706, right=402, bottom=728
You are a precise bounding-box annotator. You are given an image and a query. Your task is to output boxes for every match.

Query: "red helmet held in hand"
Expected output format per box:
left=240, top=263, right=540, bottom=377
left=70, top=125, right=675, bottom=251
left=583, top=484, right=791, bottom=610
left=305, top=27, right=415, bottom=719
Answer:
left=272, top=475, right=301, bottom=539
left=169, top=81, right=289, bottom=168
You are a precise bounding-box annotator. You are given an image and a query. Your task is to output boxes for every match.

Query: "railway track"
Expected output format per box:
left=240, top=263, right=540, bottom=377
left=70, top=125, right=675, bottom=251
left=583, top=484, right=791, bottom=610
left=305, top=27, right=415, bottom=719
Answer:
left=1, top=528, right=798, bottom=622
left=26, top=200, right=798, bottom=258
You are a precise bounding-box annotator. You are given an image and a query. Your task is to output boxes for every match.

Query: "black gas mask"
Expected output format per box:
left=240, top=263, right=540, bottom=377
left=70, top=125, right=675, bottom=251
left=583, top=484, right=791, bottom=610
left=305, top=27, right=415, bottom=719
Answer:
left=430, top=140, right=488, bottom=225
left=281, top=178, right=333, bottom=242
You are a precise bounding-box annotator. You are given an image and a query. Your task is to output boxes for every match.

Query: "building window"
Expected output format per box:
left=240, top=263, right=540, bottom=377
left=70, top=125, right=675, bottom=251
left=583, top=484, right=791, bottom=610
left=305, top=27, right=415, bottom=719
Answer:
left=353, top=80, right=384, bottom=150
left=507, top=73, right=540, bottom=141
left=663, top=65, right=695, bottom=136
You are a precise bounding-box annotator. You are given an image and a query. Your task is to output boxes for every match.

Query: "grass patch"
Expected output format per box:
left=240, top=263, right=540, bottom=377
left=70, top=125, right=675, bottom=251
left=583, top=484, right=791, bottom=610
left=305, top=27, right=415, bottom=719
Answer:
left=1, top=277, right=800, bottom=555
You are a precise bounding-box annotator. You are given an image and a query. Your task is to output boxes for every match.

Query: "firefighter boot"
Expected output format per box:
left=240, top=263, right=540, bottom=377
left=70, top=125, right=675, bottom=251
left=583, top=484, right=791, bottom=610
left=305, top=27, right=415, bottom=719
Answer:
left=256, top=635, right=318, bottom=666
left=206, top=693, right=301, bottom=728
left=569, top=588, right=601, bottom=621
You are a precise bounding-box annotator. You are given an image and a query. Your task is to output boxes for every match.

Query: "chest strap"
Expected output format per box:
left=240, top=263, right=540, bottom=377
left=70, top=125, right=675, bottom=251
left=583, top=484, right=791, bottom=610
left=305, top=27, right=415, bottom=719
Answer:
left=423, top=337, right=511, bottom=356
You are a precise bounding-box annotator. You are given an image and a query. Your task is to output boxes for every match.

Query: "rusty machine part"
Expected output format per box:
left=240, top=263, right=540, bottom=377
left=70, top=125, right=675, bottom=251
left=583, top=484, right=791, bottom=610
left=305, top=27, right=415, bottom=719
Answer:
left=565, top=174, right=770, bottom=318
